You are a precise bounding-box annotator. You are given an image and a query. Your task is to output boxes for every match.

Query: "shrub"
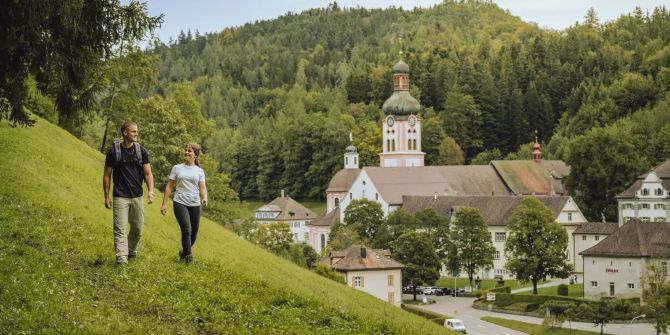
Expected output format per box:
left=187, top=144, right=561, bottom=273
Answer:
left=557, top=284, right=569, bottom=296
left=313, top=264, right=346, bottom=284
left=488, top=286, right=511, bottom=294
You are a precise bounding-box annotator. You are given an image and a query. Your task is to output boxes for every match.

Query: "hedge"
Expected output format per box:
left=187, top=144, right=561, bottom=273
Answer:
left=488, top=286, right=512, bottom=294
left=401, top=304, right=449, bottom=326
left=492, top=293, right=581, bottom=307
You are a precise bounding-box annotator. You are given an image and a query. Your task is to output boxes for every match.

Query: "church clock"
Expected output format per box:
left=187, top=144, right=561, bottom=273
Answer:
left=386, top=116, right=395, bottom=126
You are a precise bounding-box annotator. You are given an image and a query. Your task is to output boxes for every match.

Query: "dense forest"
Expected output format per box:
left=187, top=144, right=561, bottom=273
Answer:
left=8, top=0, right=670, bottom=221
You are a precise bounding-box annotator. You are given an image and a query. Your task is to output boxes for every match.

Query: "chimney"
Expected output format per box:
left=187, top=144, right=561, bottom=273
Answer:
left=360, top=246, right=367, bottom=258
left=281, top=189, right=285, bottom=198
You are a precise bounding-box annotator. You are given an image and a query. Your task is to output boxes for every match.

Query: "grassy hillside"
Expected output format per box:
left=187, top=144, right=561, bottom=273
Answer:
left=0, top=119, right=450, bottom=334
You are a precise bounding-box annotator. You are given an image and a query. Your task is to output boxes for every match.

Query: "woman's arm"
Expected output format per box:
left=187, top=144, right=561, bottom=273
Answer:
left=199, top=180, right=208, bottom=207
left=160, top=179, right=175, bottom=215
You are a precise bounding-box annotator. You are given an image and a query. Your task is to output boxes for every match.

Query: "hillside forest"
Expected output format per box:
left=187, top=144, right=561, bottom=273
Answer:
left=3, top=1, right=670, bottom=222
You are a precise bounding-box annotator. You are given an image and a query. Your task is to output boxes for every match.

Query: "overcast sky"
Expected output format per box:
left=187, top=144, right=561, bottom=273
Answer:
left=143, top=1, right=669, bottom=42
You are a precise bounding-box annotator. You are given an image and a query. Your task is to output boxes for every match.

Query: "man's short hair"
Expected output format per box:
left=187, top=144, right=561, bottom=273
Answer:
left=121, top=121, right=137, bottom=134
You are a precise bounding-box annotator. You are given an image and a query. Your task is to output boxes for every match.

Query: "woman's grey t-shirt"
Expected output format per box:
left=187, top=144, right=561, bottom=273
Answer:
left=169, top=163, right=205, bottom=207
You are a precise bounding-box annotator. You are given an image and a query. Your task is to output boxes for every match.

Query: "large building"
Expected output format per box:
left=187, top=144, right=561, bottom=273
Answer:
left=616, top=159, right=670, bottom=226
left=402, top=195, right=587, bottom=278
left=581, top=219, right=670, bottom=299
left=321, top=245, right=404, bottom=306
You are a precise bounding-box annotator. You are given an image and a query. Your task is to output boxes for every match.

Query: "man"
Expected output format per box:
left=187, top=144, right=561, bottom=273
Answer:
left=103, top=121, right=154, bottom=265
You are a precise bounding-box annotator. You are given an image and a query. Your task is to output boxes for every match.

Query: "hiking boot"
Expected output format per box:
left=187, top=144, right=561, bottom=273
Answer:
left=116, top=256, right=128, bottom=265
left=178, top=250, right=185, bottom=260
left=184, top=255, right=194, bottom=264
left=128, top=254, right=137, bottom=261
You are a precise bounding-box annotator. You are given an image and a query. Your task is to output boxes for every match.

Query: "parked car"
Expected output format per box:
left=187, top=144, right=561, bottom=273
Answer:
left=422, top=286, right=438, bottom=295
left=444, top=318, right=467, bottom=333
left=402, top=286, right=413, bottom=294
left=435, top=287, right=452, bottom=296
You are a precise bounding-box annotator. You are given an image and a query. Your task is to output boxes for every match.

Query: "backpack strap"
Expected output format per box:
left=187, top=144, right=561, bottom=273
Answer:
left=133, top=143, right=143, bottom=166
left=113, top=141, right=122, bottom=163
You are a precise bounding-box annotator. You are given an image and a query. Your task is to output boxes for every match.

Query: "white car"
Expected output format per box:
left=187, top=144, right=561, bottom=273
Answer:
left=444, top=318, right=466, bottom=333
left=422, top=286, right=438, bottom=295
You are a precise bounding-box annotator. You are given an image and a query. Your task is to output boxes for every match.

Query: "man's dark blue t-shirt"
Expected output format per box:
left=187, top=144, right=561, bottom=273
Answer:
left=105, top=144, right=150, bottom=198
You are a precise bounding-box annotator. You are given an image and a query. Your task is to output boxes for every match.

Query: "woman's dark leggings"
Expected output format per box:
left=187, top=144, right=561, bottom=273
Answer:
left=173, top=202, right=201, bottom=257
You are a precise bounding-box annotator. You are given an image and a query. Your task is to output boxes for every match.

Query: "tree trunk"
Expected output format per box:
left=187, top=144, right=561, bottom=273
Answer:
left=532, top=279, right=539, bottom=295
left=413, top=286, right=417, bottom=301
left=100, top=114, right=110, bottom=153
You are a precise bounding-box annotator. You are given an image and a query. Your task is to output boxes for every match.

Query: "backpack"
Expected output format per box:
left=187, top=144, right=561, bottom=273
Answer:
left=113, top=140, right=143, bottom=167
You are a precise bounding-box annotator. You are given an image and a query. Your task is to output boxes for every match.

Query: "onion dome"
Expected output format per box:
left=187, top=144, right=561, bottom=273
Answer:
left=345, top=145, right=357, bottom=153
left=392, top=60, right=410, bottom=74
left=382, top=60, right=420, bottom=115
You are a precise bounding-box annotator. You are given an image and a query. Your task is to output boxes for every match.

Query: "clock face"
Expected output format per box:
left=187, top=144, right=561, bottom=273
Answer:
left=386, top=116, right=395, bottom=126
left=409, top=117, right=416, bottom=126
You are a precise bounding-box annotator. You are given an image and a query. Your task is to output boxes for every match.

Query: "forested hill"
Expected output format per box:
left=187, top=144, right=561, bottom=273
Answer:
left=150, top=1, right=670, bottom=220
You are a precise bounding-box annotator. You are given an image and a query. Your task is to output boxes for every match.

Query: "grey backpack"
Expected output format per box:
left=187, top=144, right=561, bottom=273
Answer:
left=113, top=140, right=143, bottom=167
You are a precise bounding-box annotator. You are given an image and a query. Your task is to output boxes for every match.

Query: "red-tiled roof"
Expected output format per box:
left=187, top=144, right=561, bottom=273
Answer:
left=321, top=245, right=404, bottom=271
left=581, top=219, right=670, bottom=257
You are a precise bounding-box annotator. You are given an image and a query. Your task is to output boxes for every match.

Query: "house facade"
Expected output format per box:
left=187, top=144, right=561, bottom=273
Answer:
left=616, top=159, right=670, bottom=226
left=321, top=245, right=404, bottom=306
left=572, top=222, right=619, bottom=273
left=254, top=194, right=317, bottom=244
left=581, top=219, right=670, bottom=299
left=402, top=195, right=588, bottom=279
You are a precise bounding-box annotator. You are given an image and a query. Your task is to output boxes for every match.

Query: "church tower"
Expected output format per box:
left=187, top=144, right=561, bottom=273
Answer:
left=379, top=60, right=425, bottom=167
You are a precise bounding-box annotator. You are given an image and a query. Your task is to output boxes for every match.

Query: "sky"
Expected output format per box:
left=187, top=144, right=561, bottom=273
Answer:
left=143, top=1, right=670, bottom=43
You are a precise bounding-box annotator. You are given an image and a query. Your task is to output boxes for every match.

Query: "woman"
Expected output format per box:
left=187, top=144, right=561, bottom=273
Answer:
left=160, top=143, right=208, bottom=263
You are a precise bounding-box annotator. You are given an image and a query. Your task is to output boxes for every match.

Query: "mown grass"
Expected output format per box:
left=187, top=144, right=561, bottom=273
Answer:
left=435, top=277, right=529, bottom=290
left=0, top=119, right=451, bottom=334
left=517, top=284, right=584, bottom=297
left=481, top=316, right=611, bottom=335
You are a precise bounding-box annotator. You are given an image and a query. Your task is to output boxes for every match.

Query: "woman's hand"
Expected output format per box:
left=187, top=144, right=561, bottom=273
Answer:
left=160, top=204, right=167, bottom=216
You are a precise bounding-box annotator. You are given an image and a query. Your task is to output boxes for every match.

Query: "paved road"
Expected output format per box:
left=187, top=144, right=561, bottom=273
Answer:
left=407, top=294, right=657, bottom=335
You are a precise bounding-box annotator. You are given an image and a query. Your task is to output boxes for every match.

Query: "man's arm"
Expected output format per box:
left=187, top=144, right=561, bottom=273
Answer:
left=103, top=166, right=113, bottom=209
left=143, top=163, right=154, bottom=204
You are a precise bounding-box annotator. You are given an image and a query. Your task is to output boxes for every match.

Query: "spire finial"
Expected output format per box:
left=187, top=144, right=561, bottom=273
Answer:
left=349, top=132, right=353, bottom=143
left=534, top=129, right=538, bottom=143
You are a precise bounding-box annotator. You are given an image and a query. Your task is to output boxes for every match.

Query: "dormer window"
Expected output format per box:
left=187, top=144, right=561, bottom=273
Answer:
left=656, top=188, right=664, bottom=196
left=642, top=188, right=650, bottom=196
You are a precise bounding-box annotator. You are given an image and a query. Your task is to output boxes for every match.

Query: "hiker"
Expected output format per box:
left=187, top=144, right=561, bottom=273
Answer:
left=103, top=121, right=154, bottom=265
left=160, top=143, right=208, bottom=264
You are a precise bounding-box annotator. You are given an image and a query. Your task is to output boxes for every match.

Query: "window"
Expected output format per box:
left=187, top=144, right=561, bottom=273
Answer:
left=595, top=235, right=599, bottom=241
left=663, top=262, right=668, bottom=277
left=345, top=157, right=349, bottom=165
left=413, top=139, right=417, bottom=150
left=386, top=139, right=390, bottom=152
left=654, top=203, right=665, bottom=209
left=568, top=212, right=572, bottom=221
left=354, top=157, right=357, bottom=165
left=375, top=193, right=379, bottom=201
left=334, top=198, right=340, bottom=208
left=391, top=139, right=396, bottom=151
left=642, top=188, right=650, bottom=196
left=293, top=233, right=298, bottom=240
left=387, top=292, right=395, bottom=304
left=656, top=217, right=666, bottom=222
left=353, top=276, right=363, bottom=288
left=494, top=250, right=500, bottom=260
left=591, top=281, right=598, bottom=287
left=349, top=193, right=352, bottom=200
left=582, top=235, right=586, bottom=241
left=628, top=283, right=634, bottom=289
left=407, top=139, right=411, bottom=150
left=388, top=275, right=394, bottom=286
left=623, top=203, right=634, bottom=209
left=656, top=188, right=664, bottom=196
left=641, top=203, right=650, bottom=209
left=495, top=232, right=507, bottom=242
left=642, top=217, right=651, bottom=222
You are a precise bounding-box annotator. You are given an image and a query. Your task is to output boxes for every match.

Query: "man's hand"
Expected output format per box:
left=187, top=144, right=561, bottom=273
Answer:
left=201, top=198, right=208, bottom=207
left=160, top=204, right=167, bottom=216
left=147, top=192, right=154, bottom=204
left=104, top=197, right=112, bottom=209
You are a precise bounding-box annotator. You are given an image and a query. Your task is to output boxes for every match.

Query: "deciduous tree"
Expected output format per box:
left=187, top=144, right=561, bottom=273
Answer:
left=393, top=232, right=441, bottom=301
left=447, top=207, right=495, bottom=288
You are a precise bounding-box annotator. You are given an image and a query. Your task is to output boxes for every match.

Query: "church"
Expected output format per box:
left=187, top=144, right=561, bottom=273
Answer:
left=309, top=60, right=591, bottom=279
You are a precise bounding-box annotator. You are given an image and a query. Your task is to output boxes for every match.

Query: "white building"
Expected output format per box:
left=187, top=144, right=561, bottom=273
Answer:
left=402, top=195, right=588, bottom=279
left=581, top=219, right=670, bottom=299
left=254, top=194, right=317, bottom=244
left=572, top=222, right=619, bottom=273
left=616, top=159, right=670, bottom=226
left=321, top=245, right=404, bottom=307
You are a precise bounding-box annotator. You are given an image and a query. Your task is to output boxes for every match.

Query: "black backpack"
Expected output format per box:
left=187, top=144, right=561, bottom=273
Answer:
left=113, top=140, right=143, bottom=167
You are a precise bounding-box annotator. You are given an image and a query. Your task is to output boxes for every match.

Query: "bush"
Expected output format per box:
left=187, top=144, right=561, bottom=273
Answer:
left=401, top=304, right=448, bottom=325
left=557, top=284, right=569, bottom=296
left=313, top=264, right=346, bottom=284
left=488, top=286, right=511, bottom=294
left=493, top=293, right=580, bottom=308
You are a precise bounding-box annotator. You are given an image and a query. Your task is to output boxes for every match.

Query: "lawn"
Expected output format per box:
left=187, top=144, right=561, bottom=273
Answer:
left=0, top=119, right=450, bottom=334
left=436, top=277, right=533, bottom=290
left=482, top=316, right=612, bottom=335
left=518, top=284, right=584, bottom=297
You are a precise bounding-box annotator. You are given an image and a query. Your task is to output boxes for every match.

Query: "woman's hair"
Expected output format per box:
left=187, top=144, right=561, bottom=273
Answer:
left=185, top=143, right=201, bottom=166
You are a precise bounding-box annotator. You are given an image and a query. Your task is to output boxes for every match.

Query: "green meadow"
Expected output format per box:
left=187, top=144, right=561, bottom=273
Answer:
left=0, top=119, right=451, bottom=334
